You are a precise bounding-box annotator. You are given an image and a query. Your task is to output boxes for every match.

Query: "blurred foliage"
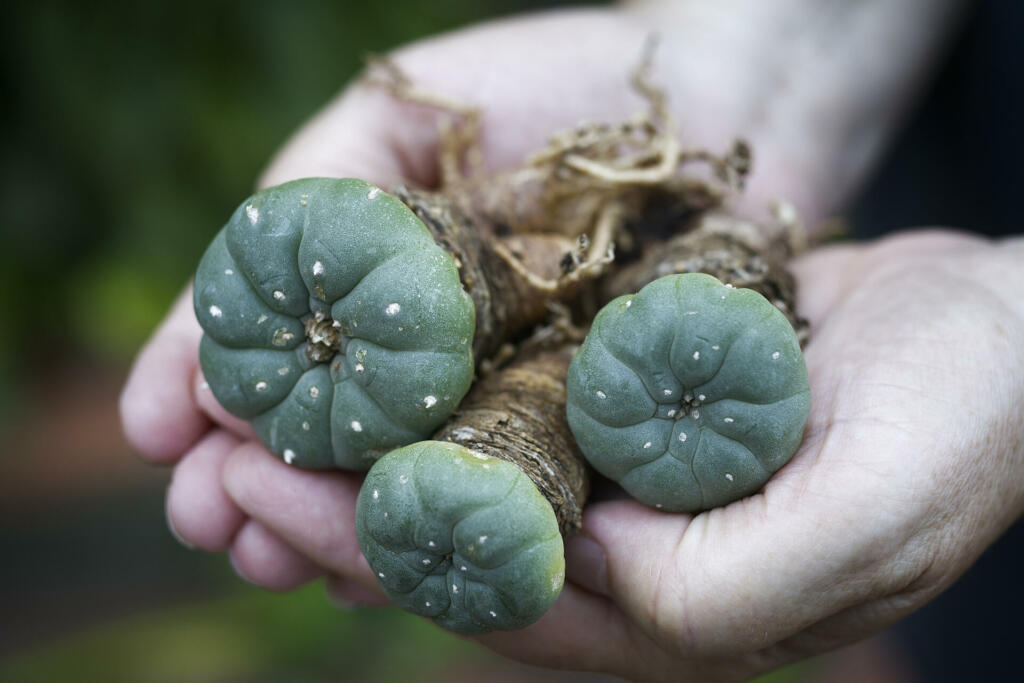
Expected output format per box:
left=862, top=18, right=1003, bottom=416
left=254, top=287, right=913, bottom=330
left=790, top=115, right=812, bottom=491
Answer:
left=0, top=577, right=805, bottom=682
left=0, top=582, right=491, bottom=683
left=0, top=0, right=602, bottom=417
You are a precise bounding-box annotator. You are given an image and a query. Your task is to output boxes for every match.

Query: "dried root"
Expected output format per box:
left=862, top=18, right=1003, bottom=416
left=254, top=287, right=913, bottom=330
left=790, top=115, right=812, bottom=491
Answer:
left=365, top=44, right=751, bottom=320
left=604, top=210, right=810, bottom=345
left=395, top=186, right=607, bottom=364
left=367, top=42, right=811, bottom=360
left=357, top=49, right=816, bottom=612
left=436, top=344, right=588, bottom=535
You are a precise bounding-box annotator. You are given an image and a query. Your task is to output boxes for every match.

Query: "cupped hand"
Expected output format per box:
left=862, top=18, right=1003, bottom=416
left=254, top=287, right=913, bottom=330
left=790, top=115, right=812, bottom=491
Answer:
left=118, top=7, right=1024, bottom=682
left=201, top=229, right=1024, bottom=681
left=509, top=230, right=1023, bottom=681
left=120, top=6, right=826, bottom=592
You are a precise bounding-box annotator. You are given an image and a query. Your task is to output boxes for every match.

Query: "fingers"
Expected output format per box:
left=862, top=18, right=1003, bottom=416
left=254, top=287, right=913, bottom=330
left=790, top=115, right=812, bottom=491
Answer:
left=576, top=452, right=920, bottom=660
left=219, top=440, right=666, bottom=676
left=169, top=434, right=328, bottom=592
left=229, top=520, right=324, bottom=592
left=193, top=365, right=257, bottom=440
left=569, top=499, right=687, bottom=609
left=221, top=442, right=376, bottom=589
left=564, top=533, right=610, bottom=597
left=166, top=429, right=247, bottom=551
left=569, top=498, right=798, bottom=657
left=121, top=286, right=209, bottom=464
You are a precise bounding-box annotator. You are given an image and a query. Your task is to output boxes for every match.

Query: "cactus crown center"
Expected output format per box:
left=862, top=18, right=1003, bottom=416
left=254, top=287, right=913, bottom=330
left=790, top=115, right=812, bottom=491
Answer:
left=304, top=311, right=345, bottom=363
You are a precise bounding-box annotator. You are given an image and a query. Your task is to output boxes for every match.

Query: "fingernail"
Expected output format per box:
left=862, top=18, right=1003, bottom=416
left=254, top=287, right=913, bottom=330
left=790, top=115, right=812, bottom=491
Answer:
left=165, top=501, right=195, bottom=550
left=228, top=552, right=256, bottom=586
left=565, top=534, right=609, bottom=596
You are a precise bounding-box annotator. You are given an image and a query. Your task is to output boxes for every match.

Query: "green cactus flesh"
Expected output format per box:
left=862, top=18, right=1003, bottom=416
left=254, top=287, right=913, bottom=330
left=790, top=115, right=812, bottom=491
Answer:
left=566, top=273, right=810, bottom=512
left=194, top=178, right=475, bottom=470
left=356, top=441, right=565, bottom=635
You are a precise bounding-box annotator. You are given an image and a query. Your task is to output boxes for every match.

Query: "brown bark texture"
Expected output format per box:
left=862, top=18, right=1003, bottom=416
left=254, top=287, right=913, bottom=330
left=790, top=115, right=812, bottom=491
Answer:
left=397, top=187, right=590, bottom=365
left=432, top=346, right=588, bottom=536
left=606, top=212, right=809, bottom=345
left=426, top=210, right=809, bottom=536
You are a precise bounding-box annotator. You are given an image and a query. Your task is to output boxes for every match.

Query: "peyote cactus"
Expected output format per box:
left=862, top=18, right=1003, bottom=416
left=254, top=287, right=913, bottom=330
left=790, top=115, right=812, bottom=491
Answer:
left=356, top=441, right=565, bottom=634
left=193, top=177, right=475, bottom=470
left=355, top=347, right=586, bottom=634
left=566, top=272, right=811, bottom=512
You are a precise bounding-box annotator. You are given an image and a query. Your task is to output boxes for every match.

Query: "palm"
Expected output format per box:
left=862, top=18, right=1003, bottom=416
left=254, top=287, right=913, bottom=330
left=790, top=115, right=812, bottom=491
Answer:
left=490, top=232, right=1022, bottom=681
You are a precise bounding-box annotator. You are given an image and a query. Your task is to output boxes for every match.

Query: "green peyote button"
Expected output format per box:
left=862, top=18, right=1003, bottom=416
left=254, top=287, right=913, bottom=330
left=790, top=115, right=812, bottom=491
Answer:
left=356, top=441, right=565, bottom=635
left=193, top=178, right=475, bottom=470
left=566, top=273, right=810, bottom=512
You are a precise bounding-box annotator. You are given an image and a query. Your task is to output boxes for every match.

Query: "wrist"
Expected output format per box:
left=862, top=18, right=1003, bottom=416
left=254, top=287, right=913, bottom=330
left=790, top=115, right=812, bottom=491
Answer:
left=623, top=0, right=969, bottom=229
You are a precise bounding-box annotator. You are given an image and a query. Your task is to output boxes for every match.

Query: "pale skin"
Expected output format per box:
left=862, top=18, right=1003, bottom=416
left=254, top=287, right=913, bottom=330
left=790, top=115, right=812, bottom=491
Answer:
left=120, top=5, right=1024, bottom=681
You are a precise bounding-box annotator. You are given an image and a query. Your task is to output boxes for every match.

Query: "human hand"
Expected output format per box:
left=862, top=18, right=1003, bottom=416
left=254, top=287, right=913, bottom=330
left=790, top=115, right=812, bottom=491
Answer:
left=119, top=6, right=1012, bottom=680
left=122, top=4, right=865, bottom=591
left=209, top=229, right=1024, bottom=680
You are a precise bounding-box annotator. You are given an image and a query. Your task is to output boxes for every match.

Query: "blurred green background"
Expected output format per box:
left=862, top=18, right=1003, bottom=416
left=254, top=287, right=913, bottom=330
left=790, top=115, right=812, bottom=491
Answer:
left=2, top=0, right=1017, bottom=681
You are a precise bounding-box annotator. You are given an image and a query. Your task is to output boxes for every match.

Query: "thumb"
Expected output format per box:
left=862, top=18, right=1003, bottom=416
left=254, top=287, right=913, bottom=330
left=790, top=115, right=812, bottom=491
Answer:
left=568, top=482, right=893, bottom=659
